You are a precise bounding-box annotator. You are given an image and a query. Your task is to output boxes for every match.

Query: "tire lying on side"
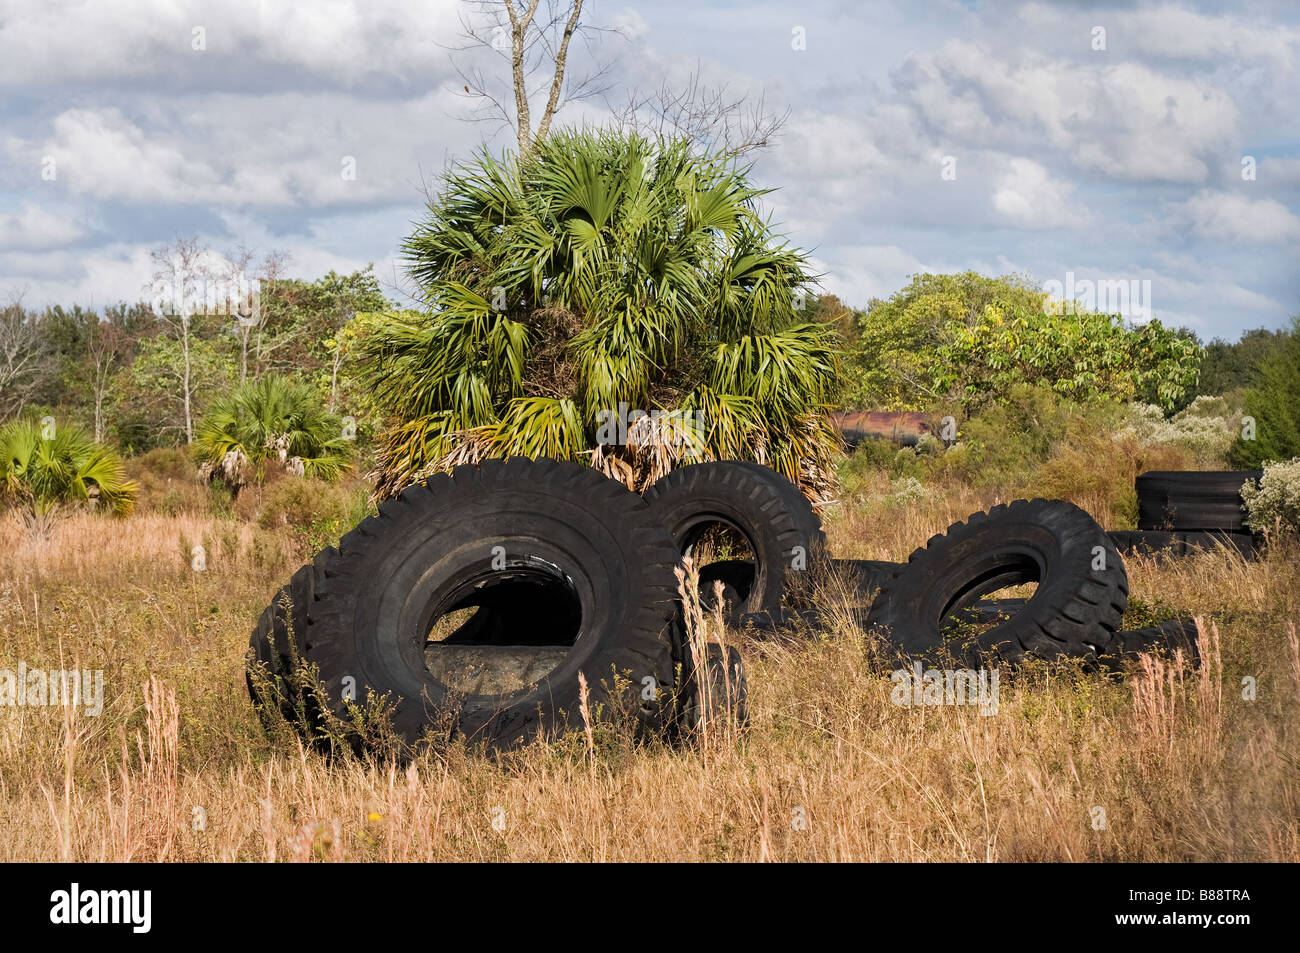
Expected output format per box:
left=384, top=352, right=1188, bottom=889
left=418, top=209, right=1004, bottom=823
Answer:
left=702, top=557, right=904, bottom=612
left=1135, top=470, right=1261, bottom=531
left=643, top=461, right=826, bottom=617
left=674, top=642, right=749, bottom=734
left=1095, top=619, right=1200, bottom=668
left=697, top=559, right=758, bottom=613
left=866, top=499, right=1128, bottom=662
left=1108, top=529, right=1255, bottom=559
left=829, top=558, right=903, bottom=600
left=298, top=458, right=680, bottom=751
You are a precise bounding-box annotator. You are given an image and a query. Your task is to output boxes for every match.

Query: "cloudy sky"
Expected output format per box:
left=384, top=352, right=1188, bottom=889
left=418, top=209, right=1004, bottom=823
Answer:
left=1, top=0, right=1297, bottom=339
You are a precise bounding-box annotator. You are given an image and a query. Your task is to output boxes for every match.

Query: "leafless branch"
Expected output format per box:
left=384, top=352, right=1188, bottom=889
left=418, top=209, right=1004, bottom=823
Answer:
left=611, top=64, right=790, bottom=158
left=0, top=293, right=52, bottom=419
left=445, top=0, right=614, bottom=155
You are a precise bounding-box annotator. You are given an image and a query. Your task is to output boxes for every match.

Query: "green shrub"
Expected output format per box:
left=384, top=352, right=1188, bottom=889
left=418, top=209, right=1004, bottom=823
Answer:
left=0, top=417, right=137, bottom=533
left=127, top=447, right=208, bottom=515
left=842, top=272, right=1202, bottom=411
left=256, top=476, right=373, bottom=550
left=134, top=447, right=195, bottom=480
left=194, top=374, right=353, bottom=490
left=833, top=384, right=1192, bottom=528
left=1229, top=317, right=1300, bottom=468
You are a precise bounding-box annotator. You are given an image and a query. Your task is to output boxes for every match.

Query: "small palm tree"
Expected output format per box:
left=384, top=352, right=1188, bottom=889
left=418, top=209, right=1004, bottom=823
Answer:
left=0, top=418, right=137, bottom=535
left=193, top=375, right=353, bottom=491
left=361, top=128, right=841, bottom=500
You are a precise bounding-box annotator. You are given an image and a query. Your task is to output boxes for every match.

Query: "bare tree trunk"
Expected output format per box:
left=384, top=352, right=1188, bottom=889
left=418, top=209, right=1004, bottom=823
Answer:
left=504, top=0, right=541, bottom=154
left=453, top=0, right=604, bottom=155
left=149, top=237, right=207, bottom=445
left=533, top=0, right=584, bottom=146
left=182, top=316, right=193, bottom=443
left=330, top=344, right=343, bottom=413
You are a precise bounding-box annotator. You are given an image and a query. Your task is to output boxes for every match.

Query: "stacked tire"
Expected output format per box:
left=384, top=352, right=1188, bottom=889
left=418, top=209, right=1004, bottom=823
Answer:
left=1136, top=470, right=1260, bottom=531
left=1111, top=470, right=1262, bottom=559
left=247, top=458, right=1212, bottom=757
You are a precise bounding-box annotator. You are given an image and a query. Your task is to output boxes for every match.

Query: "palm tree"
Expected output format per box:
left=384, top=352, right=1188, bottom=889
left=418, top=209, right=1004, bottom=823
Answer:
left=0, top=418, right=137, bottom=534
left=362, top=128, right=842, bottom=500
left=193, top=375, right=353, bottom=491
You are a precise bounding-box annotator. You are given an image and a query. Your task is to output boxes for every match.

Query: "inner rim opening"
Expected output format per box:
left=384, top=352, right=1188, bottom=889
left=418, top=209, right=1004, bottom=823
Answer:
left=422, top=563, right=583, bottom=697
left=940, top=555, right=1041, bottom=637
left=426, top=565, right=582, bottom=647
left=681, top=518, right=758, bottom=614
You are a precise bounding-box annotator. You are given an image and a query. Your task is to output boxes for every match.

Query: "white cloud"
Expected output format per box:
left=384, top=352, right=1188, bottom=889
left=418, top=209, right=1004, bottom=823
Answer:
left=0, top=0, right=463, bottom=88
left=0, top=202, right=85, bottom=249
left=1262, top=155, right=1300, bottom=185
left=1124, top=5, right=1299, bottom=69
left=16, top=108, right=219, bottom=203
left=816, top=244, right=943, bottom=306
left=7, top=92, right=472, bottom=208
left=992, top=157, right=1082, bottom=228
left=895, top=41, right=1240, bottom=183
left=1180, top=190, right=1300, bottom=244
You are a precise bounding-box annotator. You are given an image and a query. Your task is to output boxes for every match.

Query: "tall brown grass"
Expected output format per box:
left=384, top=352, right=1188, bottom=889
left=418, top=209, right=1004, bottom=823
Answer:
left=1, top=488, right=1298, bottom=862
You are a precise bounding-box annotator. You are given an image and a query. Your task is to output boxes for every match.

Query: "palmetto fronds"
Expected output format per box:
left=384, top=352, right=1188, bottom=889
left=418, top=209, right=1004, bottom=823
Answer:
left=193, top=375, right=352, bottom=488
left=365, top=128, right=842, bottom=499
left=0, top=418, right=137, bottom=533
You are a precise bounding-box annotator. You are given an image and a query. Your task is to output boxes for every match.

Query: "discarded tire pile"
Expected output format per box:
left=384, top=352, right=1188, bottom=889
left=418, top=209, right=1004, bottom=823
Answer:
left=741, top=497, right=1196, bottom=667
left=247, top=457, right=758, bottom=752
left=1109, top=470, right=1262, bottom=559
left=247, top=458, right=1206, bottom=752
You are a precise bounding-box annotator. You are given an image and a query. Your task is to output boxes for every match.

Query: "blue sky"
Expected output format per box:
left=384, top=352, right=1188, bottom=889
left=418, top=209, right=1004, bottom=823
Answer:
left=1, top=0, right=1297, bottom=339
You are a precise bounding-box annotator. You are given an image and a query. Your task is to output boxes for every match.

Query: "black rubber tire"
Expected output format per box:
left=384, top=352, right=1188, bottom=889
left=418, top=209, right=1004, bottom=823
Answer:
left=739, top=599, right=1026, bottom=638
left=299, top=458, right=680, bottom=750
left=247, top=547, right=339, bottom=724
left=1108, top=530, right=1255, bottom=559
left=830, top=558, right=902, bottom=598
left=866, top=499, right=1128, bottom=662
left=1136, top=470, right=1260, bottom=531
left=694, top=555, right=902, bottom=613
left=1096, top=619, right=1200, bottom=668
left=696, top=556, right=759, bottom=616
left=675, top=642, right=749, bottom=734
left=643, top=461, right=826, bottom=615
left=729, top=461, right=822, bottom=527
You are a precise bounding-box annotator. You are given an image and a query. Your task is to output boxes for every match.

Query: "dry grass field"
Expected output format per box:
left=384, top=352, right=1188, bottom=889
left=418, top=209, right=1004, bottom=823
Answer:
left=2, top=470, right=1298, bottom=862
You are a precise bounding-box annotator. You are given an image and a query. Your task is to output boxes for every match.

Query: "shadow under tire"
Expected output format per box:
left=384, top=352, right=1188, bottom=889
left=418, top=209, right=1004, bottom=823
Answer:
left=300, top=458, right=680, bottom=750
left=866, top=499, right=1128, bottom=662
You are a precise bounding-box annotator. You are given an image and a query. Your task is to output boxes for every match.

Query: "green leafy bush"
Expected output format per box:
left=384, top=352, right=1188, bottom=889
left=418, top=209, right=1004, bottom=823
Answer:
left=843, top=272, right=1201, bottom=412
left=193, top=374, right=353, bottom=490
left=1229, top=317, right=1300, bottom=468
left=0, top=417, right=137, bottom=532
left=256, top=476, right=372, bottom=550
left=361, top=128, right=841, bottom=498
left=1121, top=395, right=1239, bottom=465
